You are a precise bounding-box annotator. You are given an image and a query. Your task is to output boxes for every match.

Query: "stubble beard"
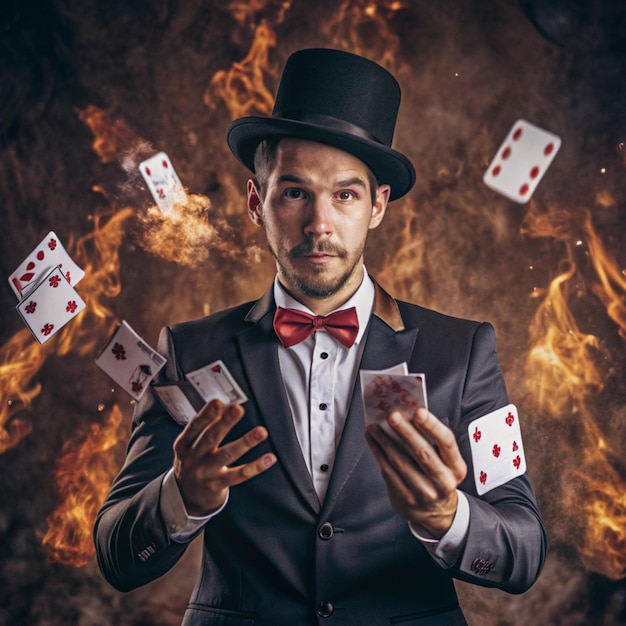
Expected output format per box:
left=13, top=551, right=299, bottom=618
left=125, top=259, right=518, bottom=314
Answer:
left=268, top=238, right=365, bottom=300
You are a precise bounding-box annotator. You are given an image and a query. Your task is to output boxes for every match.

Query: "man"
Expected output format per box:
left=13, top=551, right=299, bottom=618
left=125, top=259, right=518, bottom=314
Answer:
left=94, top=48, right=546, bottom=625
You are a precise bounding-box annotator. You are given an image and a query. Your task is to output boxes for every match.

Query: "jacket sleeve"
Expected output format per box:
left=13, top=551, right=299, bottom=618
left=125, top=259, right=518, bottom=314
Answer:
left=448, top=322, right=548, bottom=593
left=93, top=327, right=198, bottom=592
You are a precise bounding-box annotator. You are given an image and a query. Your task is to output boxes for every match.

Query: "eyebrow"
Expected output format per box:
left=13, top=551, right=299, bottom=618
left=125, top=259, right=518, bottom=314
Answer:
left=275, top=174, right=367, bottom=189
left=336, top=176, right=367, bottom=190
left=275, top=173, right=307, bottom=185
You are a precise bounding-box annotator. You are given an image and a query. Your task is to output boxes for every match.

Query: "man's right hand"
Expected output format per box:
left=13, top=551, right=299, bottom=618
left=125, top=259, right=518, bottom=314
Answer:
left=172, top=399, right=276, bottom=517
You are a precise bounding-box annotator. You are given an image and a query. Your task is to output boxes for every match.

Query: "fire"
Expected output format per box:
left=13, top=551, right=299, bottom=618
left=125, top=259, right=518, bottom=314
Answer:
left=526, top=259, right=604, bottom=415
left=205, top=0, right=406, bottom=122
left=204, top=20, right=279, bottom=119
left=0, top=329, right=48, bottom=453
left=77, top=105, right=139, bottom=164
left=0, top=207, right=134, bottom=454
left=324, top=0, right=406, bottom=70
left=40, top=405, right=128, bottom=567
left=523, top=201, right=626, bottom=579
left=584, top=211, right=626, bottom=340
left=579, top=473, right=626, bottom=580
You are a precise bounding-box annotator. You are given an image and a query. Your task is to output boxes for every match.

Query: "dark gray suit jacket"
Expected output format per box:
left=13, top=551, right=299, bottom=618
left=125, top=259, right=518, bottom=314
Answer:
left=94, top=281, right=547, bottom=625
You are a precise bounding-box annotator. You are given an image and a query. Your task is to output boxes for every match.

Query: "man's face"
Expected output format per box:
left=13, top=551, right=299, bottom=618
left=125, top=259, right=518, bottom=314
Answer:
left=247, top=138, right=390, bottom=311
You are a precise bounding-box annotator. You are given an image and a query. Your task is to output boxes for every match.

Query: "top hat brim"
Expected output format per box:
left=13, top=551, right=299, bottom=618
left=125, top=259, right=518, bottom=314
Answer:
left=227, top=117, right=416, bottom=202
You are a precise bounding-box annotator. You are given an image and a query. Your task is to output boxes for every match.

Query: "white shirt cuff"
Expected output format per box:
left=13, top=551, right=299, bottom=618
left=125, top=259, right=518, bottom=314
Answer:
left=408, top=490, right=470, bottom=568
left=160, top=468, right=228, bottom=542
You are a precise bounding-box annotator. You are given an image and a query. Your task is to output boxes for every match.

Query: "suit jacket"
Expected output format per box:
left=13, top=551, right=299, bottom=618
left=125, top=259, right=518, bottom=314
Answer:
left=94, top=280, right=547, bottom=625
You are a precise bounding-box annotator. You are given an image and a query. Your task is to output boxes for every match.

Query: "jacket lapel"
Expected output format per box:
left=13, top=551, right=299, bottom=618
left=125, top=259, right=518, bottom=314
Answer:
left=322, top=281, right=420, bottom=513
left=236, top=288, right=320, bottom=514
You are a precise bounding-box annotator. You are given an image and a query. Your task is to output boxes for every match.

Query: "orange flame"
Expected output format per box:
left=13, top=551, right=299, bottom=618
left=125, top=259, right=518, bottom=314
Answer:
left=526, top=259, right=604, bottom=415
left=0, top=207, right=134, bottom=454
left=523, top=202, right=626, bottom=579
left=204, top=19, right=279, bottom=119
left=205, top=0, right=407, bottom=123
left=324, top=0, right=407, bottom=71
left=40, top=405, right=128, bottom=567
left=77, top=105, right=139, bottom=164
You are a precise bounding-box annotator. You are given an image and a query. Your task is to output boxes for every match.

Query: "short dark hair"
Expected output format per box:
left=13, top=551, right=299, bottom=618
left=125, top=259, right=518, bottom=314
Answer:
left=253, top=138, right=380, bottom=203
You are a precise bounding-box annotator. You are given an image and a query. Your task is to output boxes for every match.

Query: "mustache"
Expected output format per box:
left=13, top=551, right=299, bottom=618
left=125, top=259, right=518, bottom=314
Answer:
left=289, top=239, right=347, bottom=258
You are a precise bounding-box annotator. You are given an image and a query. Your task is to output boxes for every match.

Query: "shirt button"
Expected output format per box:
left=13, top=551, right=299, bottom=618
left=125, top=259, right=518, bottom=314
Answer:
left=319, top=402, right=328, bottom=410
left=317, top=600, right=334, bottom=617
left=320, top=352, right=329, bottom=359
left=320, top=464, right=329, bottom=472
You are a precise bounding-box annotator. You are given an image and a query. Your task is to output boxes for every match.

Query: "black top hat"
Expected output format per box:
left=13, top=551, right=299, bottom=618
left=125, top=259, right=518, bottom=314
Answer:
left=227, top=48, right=416, bottom=201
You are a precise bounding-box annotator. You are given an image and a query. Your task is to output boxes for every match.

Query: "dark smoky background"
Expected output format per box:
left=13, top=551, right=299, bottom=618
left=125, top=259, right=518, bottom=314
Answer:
left=1, top=0, right=625, bottom=624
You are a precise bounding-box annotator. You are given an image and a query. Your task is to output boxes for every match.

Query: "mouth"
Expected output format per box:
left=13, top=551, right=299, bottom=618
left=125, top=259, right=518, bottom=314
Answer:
left=291, top=240, right=345, bottom=261
left=300, top=253, right=335, bottom=264
left=302, top=250, right=335, bottom=258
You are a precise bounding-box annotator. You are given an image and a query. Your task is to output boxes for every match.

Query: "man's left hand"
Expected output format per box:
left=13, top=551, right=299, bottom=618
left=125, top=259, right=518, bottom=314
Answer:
left=365, top=408, right=467, bottom=538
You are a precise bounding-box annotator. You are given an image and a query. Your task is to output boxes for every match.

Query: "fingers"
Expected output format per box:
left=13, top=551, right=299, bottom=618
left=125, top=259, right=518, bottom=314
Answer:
left=366, top=409, right=467, bottom=496
left=365, top=427, right=432, bottom=501
left=409, top=409, right=467, bottom=484
left=173, top=399, right=276, bottom=516
left=174, top=399, right=243, bottom=457
left=209, top=423, right=273, bottom=473
left=365, top=424, right=440, bottom=502
left=210, top=444, right=277, bottom=492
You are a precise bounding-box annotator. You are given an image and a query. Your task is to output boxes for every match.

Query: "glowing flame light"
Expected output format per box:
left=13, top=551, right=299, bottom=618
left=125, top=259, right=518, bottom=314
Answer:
left=0, top=207, right=133, bottom=455
left=77, top=105, right=137, bottom=164
left=523, top=203, right=626, bottom=579
left=204, top=20, right=279, bottom=119
left=40, top=405, right=128, bottom=566
left=324, top=0, right=406, bottom=70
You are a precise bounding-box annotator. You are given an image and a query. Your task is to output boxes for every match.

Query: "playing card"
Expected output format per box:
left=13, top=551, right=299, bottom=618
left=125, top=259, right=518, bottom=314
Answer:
left=16, top=266, right=86, bottom=344
left=483, top=119, right=561, bottom=203
left=360, top=363, right=428, bottom=441
left=95, top=321, right=167, bottom=401
left=468, top=403, right=527, bottom=496
left=139, top=151, right=186, bottom=214
left=8, top=231, right=85, bottom=299
left=186, top=360, right=248, bottom=405
left=152, top=381, right=206, bottom=425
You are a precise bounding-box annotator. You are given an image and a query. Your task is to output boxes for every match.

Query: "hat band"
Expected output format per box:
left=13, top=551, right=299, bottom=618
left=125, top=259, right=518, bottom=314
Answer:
left=272, top=110, right=384, bottom=146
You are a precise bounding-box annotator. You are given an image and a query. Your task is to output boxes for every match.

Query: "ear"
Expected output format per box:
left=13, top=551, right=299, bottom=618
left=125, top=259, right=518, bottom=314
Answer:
left=247, top=179, right=263, bottom=226
left=368, top=183, right=390, bottom=230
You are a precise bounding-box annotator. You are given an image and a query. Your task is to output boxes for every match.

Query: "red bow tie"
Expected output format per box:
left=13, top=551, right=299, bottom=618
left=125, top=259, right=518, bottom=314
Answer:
left=273, top=306, right=359, bottom=349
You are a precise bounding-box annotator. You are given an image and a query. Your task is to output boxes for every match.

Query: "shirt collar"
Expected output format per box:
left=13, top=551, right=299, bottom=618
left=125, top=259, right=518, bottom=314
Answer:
left=273, top=268, right=375, bottom=345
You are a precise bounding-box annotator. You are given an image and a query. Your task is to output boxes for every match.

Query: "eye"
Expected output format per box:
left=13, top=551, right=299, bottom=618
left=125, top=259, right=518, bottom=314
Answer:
left=337, top=190, right=356, bottom=201
left=284, top=188, right=306, bottom=200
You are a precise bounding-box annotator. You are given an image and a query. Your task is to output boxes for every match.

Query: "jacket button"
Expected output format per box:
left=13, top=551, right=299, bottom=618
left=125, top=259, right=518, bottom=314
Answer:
left=317, top=600, right=334, bottom=617
left=318, top=522, right=334, bottom=539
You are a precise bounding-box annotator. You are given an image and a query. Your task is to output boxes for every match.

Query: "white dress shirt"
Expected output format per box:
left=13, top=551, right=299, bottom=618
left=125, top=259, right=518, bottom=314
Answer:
left=160, top=269, right=469, bottom=566
left=273, top=271, right=372, bottom=503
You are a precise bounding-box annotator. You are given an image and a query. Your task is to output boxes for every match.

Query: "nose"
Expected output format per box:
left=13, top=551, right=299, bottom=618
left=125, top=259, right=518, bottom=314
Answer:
left=303, top=197, right=333, bottom=237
